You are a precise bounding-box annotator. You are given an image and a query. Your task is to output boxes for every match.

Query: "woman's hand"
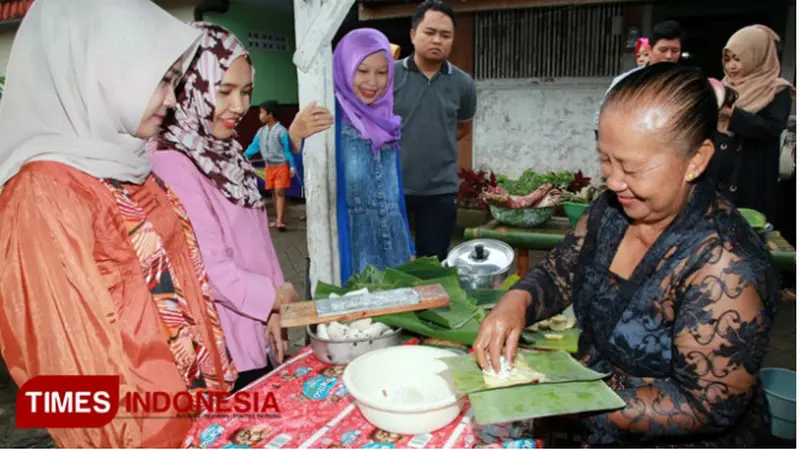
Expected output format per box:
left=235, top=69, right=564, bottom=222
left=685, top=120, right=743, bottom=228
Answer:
left=288, top=101, right=334, bottom=146
left=473, top=290, right=531, bottom=373
left=266, top=312, right=288, bottom=364
left=272, top=282, right=300, bottom=312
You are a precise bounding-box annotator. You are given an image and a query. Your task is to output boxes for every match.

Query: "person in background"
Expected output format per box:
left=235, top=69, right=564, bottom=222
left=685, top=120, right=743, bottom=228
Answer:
left=710, top=25, right=793, bottom=224
left=0, top=0, right=238, bottom=446
left=475, top=64, right=778, bottom=447
left=244, top=100, right=302, bottom=231
left=635, top=37, right=651, bottom=67
left=333, top=28, right=415, bottom=283
left=394, top=0, right=477, bottom=262
left=594, top=20, right=684, bottom=137
left=149, top=23, right=332, bottom=392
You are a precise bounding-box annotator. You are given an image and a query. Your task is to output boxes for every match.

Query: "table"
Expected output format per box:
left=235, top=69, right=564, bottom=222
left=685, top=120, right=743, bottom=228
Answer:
left=182, top=341, right=544, bottom=449
left=466, top=217, right=797, bottom=276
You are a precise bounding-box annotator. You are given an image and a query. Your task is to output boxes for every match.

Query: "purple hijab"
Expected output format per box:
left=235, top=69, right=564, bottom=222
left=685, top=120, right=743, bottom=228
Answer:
left=333, top=28, right=401, bottom=152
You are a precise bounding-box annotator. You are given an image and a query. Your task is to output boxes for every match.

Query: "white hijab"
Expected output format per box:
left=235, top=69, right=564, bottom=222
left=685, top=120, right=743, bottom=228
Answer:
left=0, top=0, right=201, bottom=187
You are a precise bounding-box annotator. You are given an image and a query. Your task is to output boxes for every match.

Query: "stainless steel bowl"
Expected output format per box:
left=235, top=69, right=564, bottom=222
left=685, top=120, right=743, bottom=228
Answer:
left=306, top=323, right=403, bottom=365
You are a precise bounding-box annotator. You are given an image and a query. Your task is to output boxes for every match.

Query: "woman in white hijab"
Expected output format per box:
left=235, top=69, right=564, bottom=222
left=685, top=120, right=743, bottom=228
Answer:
left=0, top=0, right=239, bottom=447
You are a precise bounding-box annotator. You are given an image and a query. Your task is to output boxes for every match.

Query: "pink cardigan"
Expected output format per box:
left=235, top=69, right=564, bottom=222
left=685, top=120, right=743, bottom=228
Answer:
left=151, top=150, right=284, bottom=372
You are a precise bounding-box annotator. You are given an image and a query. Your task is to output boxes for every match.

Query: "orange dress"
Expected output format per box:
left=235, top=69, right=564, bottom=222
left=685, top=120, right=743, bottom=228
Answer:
left=0, top=162, right=230, bottom=448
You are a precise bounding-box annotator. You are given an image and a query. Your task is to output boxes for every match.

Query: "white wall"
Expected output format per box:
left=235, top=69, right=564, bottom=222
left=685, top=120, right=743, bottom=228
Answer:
left=472, top=77, right=611, bottom=181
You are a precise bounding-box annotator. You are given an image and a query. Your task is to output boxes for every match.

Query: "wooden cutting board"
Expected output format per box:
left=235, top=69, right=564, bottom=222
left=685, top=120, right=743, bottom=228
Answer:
left=279, top=284, right=450, bottom=328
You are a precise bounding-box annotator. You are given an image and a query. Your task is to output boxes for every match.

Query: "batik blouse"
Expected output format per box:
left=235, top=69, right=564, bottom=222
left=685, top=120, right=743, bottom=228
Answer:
left=513, top=181, right=779, bottom=447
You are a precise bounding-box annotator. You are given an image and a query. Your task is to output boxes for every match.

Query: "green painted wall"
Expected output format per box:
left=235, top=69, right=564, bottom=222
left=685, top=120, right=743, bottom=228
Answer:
left=206, top=3, right=298, bottom=104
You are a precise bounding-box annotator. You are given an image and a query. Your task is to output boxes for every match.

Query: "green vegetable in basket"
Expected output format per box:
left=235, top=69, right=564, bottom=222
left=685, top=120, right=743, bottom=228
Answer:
left=498, top=170, right=576, bottom=196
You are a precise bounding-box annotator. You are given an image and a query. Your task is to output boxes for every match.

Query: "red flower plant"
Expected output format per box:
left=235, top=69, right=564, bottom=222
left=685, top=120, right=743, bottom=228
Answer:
left=565, top=170, right=592, bottom=193
left=457, top=168, right=497, bottom=210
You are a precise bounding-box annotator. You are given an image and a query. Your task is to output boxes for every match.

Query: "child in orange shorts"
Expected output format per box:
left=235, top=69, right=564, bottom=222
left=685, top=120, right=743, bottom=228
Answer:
left=244, top=101, right=298, bottom=231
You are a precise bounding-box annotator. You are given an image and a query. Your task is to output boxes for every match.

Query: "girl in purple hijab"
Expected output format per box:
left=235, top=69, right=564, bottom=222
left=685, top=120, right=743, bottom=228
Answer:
left=333, top=28, right=415, bottom=283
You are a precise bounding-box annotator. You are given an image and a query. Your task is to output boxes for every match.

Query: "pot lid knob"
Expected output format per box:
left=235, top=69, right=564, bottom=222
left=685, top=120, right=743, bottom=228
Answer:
left=471, top=244, right=488, bottom=261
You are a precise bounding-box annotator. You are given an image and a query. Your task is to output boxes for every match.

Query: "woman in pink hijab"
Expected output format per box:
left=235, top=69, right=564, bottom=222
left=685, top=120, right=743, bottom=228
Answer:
left=149, top=23, right=332, bottom=391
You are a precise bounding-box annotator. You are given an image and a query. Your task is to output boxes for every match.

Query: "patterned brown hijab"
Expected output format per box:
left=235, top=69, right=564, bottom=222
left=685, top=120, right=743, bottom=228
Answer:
left=150, top=22, right=263, bottom=208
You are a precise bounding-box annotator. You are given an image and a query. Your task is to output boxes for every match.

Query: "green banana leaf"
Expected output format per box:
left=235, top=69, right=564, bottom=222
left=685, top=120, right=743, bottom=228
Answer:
left=469, top=379, right=626, bottom=425
left=345, top=264, right=387, bottom=288
left=383, top=267, right=422, bottom=286
left=394, top=257, right=458, bottom=280
left=521, top=328, right=581, bottom=353
left=372, top=313, right=482, bottom=346
left=411, top=274, right=480, bottom=328
left=465, top=288, right=506, bottom=309
left=309, top=259, right=505, bottom=345
left=441, top=350, right=606, bottom=395
left=313, top=281, right=348, bottom=299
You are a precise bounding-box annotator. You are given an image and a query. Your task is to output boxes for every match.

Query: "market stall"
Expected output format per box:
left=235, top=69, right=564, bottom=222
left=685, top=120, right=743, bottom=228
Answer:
left=182, top=340, right=544, bottom=449
left=182, top=255, right=612, bottom=448
left=465, top=217, right=797, bottom=277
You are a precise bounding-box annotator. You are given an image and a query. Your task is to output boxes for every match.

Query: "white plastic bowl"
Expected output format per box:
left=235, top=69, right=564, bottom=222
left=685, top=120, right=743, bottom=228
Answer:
left=342, top=345, right=465, bottom=435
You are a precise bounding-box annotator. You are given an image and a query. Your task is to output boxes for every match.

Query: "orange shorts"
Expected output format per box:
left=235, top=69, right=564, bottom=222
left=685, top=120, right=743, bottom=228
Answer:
left=266, top=164, right=291, bottom=190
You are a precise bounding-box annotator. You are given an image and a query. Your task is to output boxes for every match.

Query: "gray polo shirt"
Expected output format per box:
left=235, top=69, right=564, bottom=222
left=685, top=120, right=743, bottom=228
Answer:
left=394, top=56, right=477, bottom=196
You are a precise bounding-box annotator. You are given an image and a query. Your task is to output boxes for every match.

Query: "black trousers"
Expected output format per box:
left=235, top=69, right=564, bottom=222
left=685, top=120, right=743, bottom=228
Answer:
left=405, top=193, right=457, bottom=261
left=232, top=363, right=273, bottom=392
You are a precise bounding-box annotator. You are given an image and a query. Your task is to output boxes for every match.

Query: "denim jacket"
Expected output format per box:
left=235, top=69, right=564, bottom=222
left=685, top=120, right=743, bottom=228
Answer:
left=336, top=105, right=415, bottom=283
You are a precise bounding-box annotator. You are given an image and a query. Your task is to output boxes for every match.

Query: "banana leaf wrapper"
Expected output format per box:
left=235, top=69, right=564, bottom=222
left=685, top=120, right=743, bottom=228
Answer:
left=441, top=350, right=607, bottom=395
left=520, top=328, right=581, bottom=353
left=469, top=380, right=626, bottom=425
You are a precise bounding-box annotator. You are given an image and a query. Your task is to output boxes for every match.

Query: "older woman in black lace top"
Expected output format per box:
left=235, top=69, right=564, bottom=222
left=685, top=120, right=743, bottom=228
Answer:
left=474, top=64, right=779, bottom=447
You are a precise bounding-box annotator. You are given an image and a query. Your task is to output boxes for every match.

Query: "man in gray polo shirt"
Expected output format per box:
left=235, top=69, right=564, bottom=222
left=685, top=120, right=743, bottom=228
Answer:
left=394, top=0, right=477, bottom=261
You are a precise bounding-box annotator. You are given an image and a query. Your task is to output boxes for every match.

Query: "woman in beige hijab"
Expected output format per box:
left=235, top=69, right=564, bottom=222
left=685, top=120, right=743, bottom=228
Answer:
left=709, top=25, right=793, bottom=222
left=0, top=0, right=241, bottom=447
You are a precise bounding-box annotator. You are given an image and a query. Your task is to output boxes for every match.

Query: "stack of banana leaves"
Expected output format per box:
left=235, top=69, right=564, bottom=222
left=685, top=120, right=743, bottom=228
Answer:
left=314, top=258, right=581, bottom=351
left=313, top=257, right=512, bottom=346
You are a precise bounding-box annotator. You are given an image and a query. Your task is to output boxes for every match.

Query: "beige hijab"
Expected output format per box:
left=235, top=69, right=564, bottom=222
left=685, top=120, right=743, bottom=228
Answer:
left=718, top=25, right=794, bottom=134
left=0, top=0, right=201, bottom=188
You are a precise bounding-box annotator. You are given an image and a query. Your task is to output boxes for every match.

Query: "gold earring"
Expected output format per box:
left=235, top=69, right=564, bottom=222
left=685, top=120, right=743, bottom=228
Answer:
left=686, top=172, right=696, bottom=181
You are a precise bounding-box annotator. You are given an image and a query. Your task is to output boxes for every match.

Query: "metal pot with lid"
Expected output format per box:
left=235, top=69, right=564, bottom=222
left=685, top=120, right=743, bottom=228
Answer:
left=444, top=239, right=515, bottom=289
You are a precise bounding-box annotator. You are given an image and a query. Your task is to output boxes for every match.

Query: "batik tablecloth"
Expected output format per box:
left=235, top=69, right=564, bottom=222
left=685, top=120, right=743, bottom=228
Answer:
left=182, top=343, right=544, bottom=449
